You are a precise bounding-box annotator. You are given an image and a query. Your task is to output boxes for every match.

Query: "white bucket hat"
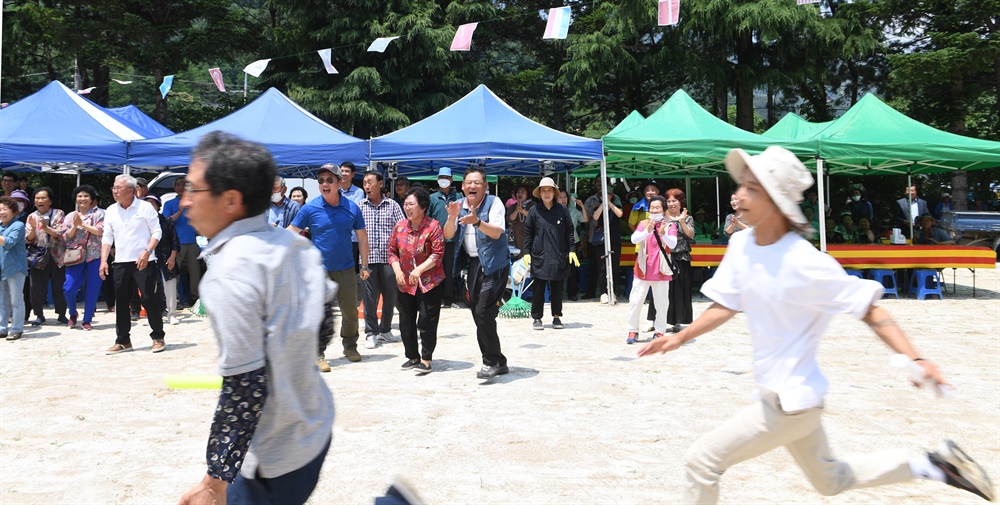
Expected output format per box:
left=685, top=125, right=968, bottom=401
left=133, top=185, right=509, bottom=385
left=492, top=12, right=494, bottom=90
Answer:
left=532, top=177, right=559, bottom=198
left=724, top=146, right=813, bottom=229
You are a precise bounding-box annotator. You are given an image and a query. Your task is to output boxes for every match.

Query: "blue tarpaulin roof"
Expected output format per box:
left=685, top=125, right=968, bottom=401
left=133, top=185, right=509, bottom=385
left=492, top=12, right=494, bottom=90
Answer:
left=0, top=81, right=145, bottom=171
left=128, top=88, right=369, bottom=176
left=109, top=105, right=174, bottom=138
left=370, top=85, right=603, bottom=176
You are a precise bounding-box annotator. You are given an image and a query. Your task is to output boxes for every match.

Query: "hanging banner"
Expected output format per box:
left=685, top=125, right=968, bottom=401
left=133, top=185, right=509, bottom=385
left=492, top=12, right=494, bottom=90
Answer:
left=208, top=68, right=226, bottom=92
left=159, top=75, right=174, bottom=99
left=542, top=7, right=571, bottom=39
left=658, top=0, right=681, bottom=26
left=111, top=79, right=133, bottom=85
left=243, top=59, right=271, bottom=78
left=368, top=36, right=400, bottom=53
left=450, top=22, right=479, bottom=51
left=317, top=49, right=339, bottom=74
left=77, top=87, right=96, bottom=95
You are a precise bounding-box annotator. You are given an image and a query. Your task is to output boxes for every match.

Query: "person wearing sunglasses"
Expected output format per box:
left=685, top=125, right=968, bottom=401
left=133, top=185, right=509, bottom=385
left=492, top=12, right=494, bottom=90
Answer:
left=288, top=164, right=369, bottom=371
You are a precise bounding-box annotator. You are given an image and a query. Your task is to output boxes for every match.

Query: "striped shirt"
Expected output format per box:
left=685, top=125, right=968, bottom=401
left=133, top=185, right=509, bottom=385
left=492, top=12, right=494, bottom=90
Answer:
left=359, top=197, right=405, bottom=264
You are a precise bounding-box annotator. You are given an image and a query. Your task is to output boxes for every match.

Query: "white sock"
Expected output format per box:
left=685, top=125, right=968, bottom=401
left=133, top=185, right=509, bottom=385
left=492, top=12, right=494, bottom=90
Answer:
left=909, top=455, right=946, bottom=482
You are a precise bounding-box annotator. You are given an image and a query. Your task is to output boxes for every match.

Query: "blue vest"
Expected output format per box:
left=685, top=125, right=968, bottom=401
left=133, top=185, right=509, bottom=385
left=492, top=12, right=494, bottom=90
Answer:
left=453, top=195, right=509, bottom=276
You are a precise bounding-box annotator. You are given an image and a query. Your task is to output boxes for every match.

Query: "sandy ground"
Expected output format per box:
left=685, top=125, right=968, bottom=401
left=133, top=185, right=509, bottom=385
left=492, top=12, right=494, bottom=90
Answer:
left=1, top=266, right=998, bottom=505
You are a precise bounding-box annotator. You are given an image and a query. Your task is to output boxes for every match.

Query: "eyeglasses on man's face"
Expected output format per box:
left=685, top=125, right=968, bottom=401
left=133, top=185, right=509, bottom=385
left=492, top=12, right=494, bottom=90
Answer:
left=318, top=176, right=337, bottom=185
left=184, top=182, right=211, bottom=194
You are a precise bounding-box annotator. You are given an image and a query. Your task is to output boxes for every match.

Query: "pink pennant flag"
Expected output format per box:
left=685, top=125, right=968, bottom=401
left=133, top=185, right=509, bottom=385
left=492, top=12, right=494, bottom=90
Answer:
left=317, top=49, right=338, bottom=74
left=450, top=22, right=479, bottom=51
left=797, top=0, right=820, bottom=4
left=542, top=7, right=571, bottom=39
left=208, top=68, right=226, bottom=92
left=658, top=0, right=681, bottom=26
left=77, top=87, right=96, bottom=95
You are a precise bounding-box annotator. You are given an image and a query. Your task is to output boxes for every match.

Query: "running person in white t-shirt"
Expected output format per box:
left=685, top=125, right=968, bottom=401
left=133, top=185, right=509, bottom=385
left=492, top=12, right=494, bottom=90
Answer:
left=638, top=146, right=994, bottom=504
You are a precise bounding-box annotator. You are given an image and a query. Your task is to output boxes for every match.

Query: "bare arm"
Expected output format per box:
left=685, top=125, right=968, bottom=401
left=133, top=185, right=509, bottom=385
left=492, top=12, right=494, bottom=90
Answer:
left=862, top=304, right=948, bottom=386
left=637, top=303, right=738, bottom=357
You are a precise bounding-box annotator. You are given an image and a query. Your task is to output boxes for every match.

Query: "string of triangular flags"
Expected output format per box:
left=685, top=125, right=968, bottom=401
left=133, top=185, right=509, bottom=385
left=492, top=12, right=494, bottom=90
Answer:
left=81, top=0, right=819, bottom=97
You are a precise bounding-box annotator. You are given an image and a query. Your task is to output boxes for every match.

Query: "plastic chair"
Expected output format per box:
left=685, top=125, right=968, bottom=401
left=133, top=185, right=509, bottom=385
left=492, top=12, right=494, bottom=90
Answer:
left=868, top=269, right=898, bottom=299
left=844, top=269, right=864, bottom=279
left=909, top=269, right=943, bottom=300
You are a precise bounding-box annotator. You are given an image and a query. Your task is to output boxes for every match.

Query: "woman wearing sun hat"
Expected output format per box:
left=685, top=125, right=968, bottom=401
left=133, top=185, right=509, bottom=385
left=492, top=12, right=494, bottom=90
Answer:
left=638, top=146, right=994, bottom=504
left=523, top=177, right=577, bottom=330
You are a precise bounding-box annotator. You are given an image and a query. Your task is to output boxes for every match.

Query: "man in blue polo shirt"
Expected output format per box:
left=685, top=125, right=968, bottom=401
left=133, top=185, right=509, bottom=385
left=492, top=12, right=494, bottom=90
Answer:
left=289, top=164, right=370, bottom=370
left=163, top=176, right=202, bottom=307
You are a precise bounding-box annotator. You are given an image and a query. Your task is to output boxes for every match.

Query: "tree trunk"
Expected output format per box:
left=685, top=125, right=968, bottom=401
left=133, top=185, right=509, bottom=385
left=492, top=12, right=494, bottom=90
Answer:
left=735, top=30, right=754, bottom=131
left=714, top=84, right=727, bottom=122
left=766, top=84, right=776, bottom=127
left=154, top=67, right=168, bottom=124
left=948, top=73, right=968, bottom=211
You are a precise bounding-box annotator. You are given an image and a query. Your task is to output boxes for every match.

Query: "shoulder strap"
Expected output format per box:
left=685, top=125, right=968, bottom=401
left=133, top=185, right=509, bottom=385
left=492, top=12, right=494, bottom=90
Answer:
left=651, top=224, right=676, bottom=268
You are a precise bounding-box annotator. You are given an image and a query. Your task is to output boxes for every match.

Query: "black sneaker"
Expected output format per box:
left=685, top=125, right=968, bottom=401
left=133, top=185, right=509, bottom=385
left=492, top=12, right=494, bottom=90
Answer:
left=130, top=311, right=140, bottom=321
left=552, top=317, right=564, bottom=329
left=928, top=439, right=995, bottom=501
left=532, top=319, right=543, bottom=330
left=497, top=364, right=510, bottom=375
left=413, top=362, right=432, bottom=374
left=29, top=316, right=45, bottom=326
left=476, top=364, right=499, bottom=379
left=400, top=359, right=419, bottom=370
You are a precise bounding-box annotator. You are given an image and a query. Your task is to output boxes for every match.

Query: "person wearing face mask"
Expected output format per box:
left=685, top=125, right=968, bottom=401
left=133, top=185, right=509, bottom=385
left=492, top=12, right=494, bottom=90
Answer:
left=625, top=196, right=677, bottom=344
left=628, top=180, right=661, bottom=232
left=846, top=186, right=873, bottom=224
left=267, top=176, right=301, bottom=228
left=428, top=167, right=461, bottom=308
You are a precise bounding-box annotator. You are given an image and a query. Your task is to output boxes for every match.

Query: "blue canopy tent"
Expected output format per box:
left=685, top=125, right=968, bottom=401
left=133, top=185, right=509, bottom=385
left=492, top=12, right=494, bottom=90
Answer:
left=128, top=88, right=369, bottom=177
left=369, top=84, right=604, bottom=177
left=109, top=105, right=174, bottom=138
left=0, top=81, right=146, bottom=172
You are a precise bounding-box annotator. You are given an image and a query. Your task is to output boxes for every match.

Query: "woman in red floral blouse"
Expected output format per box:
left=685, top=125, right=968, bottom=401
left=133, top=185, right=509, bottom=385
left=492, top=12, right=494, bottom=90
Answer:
left=388, top=187, right=446, bottom=374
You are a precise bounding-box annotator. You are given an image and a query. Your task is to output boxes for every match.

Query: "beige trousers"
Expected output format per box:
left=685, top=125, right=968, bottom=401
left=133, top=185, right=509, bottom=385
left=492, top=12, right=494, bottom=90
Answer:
left=684, top=392, right=913, bottom=504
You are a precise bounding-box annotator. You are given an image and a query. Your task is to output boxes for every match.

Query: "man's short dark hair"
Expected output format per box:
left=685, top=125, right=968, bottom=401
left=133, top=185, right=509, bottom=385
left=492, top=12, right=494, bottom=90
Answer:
left=1, top=173, right=15, bottom=182
left=340, top=161, right=356, bottom=174
left=396, top=176, right=410, bottom=187
left=463, top=166, right=487, bottom=181
left=406, top=187, right=431, bottom=212
left=363, top=170, right=384, bottom=183
left=191, top=131, right=276, bottom=218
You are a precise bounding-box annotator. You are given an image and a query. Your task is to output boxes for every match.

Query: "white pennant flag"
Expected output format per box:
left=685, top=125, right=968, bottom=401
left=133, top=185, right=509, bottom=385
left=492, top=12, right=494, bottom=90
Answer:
left=243, top=59, right=271, bottom=78
left=77, top=87, right=96, bottom=95
left=111, top=79, right=132, bottom=85
left=367, top=36, right=400, bottom=53
left=317, top=49, right=339, bottom=74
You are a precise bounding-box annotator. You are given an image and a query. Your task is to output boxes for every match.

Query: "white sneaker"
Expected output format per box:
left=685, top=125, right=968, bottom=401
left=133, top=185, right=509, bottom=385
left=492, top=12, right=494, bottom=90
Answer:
left=644, top=320, right=655, bottom=332
left=600, top=294, right=609, bottom=304
left=365, top=334, right=377, bottom=349
left=169, top=315, right=180, bottom=325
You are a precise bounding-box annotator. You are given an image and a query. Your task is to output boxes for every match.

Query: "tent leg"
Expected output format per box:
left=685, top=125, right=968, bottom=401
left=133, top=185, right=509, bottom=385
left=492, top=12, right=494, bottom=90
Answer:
left=817, top=158, right=827, bottom=252
left=599, top=157, right=615, bottom=304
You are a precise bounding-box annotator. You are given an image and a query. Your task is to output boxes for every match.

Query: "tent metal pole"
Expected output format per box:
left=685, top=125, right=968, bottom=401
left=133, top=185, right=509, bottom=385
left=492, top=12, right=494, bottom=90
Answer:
left=907, top=170, right=914, bottom=240
left=817, top=158, right=827, bottom=252
left=715, top=177, right=721, bottom=229
left=600, top=157, right=615, bottom=303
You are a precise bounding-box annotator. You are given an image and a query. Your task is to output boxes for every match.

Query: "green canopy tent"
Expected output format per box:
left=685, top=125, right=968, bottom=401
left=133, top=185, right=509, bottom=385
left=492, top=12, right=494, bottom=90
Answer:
left=763, top=113, right=834, bottom=142
left=779, top=94, right=1000, bottom=246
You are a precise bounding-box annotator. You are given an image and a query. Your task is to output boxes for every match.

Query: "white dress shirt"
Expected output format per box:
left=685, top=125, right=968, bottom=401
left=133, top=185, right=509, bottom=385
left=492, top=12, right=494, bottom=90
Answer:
left=102, top=198, right=162, bottom=262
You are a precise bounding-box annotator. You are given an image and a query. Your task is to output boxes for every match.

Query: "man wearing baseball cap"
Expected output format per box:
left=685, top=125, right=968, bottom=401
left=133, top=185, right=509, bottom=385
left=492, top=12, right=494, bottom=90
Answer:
left=639, top=146, right=993, bottom=503
left=288, top=164, right=369, bottom=370
left=428, top=167, right=459, bottom=308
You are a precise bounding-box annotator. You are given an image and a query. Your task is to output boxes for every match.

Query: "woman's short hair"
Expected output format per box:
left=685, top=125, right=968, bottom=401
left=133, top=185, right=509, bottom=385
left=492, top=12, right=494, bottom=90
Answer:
left=648, top=195, right=667, bottom=210
left=405, top=187, right=431, bottom=212
left=73, top=185, right=99, bottom=203
left=665, top=188, right=686, bottom=208
left=0, top=196, right=18, bottom=213
left=289, top=186, right=308, bottom=200
left=33, top=186, right=55, bottom=200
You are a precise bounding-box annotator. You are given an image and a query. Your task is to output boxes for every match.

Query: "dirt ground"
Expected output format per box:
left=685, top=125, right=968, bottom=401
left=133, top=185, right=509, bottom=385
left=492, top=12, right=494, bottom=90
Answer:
left=1, top=266, right=998, bottom=504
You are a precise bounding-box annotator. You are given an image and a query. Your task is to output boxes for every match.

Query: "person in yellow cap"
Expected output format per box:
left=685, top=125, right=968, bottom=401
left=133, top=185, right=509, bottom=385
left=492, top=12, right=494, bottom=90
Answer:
left=523, top=177, right=578, bottom=331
